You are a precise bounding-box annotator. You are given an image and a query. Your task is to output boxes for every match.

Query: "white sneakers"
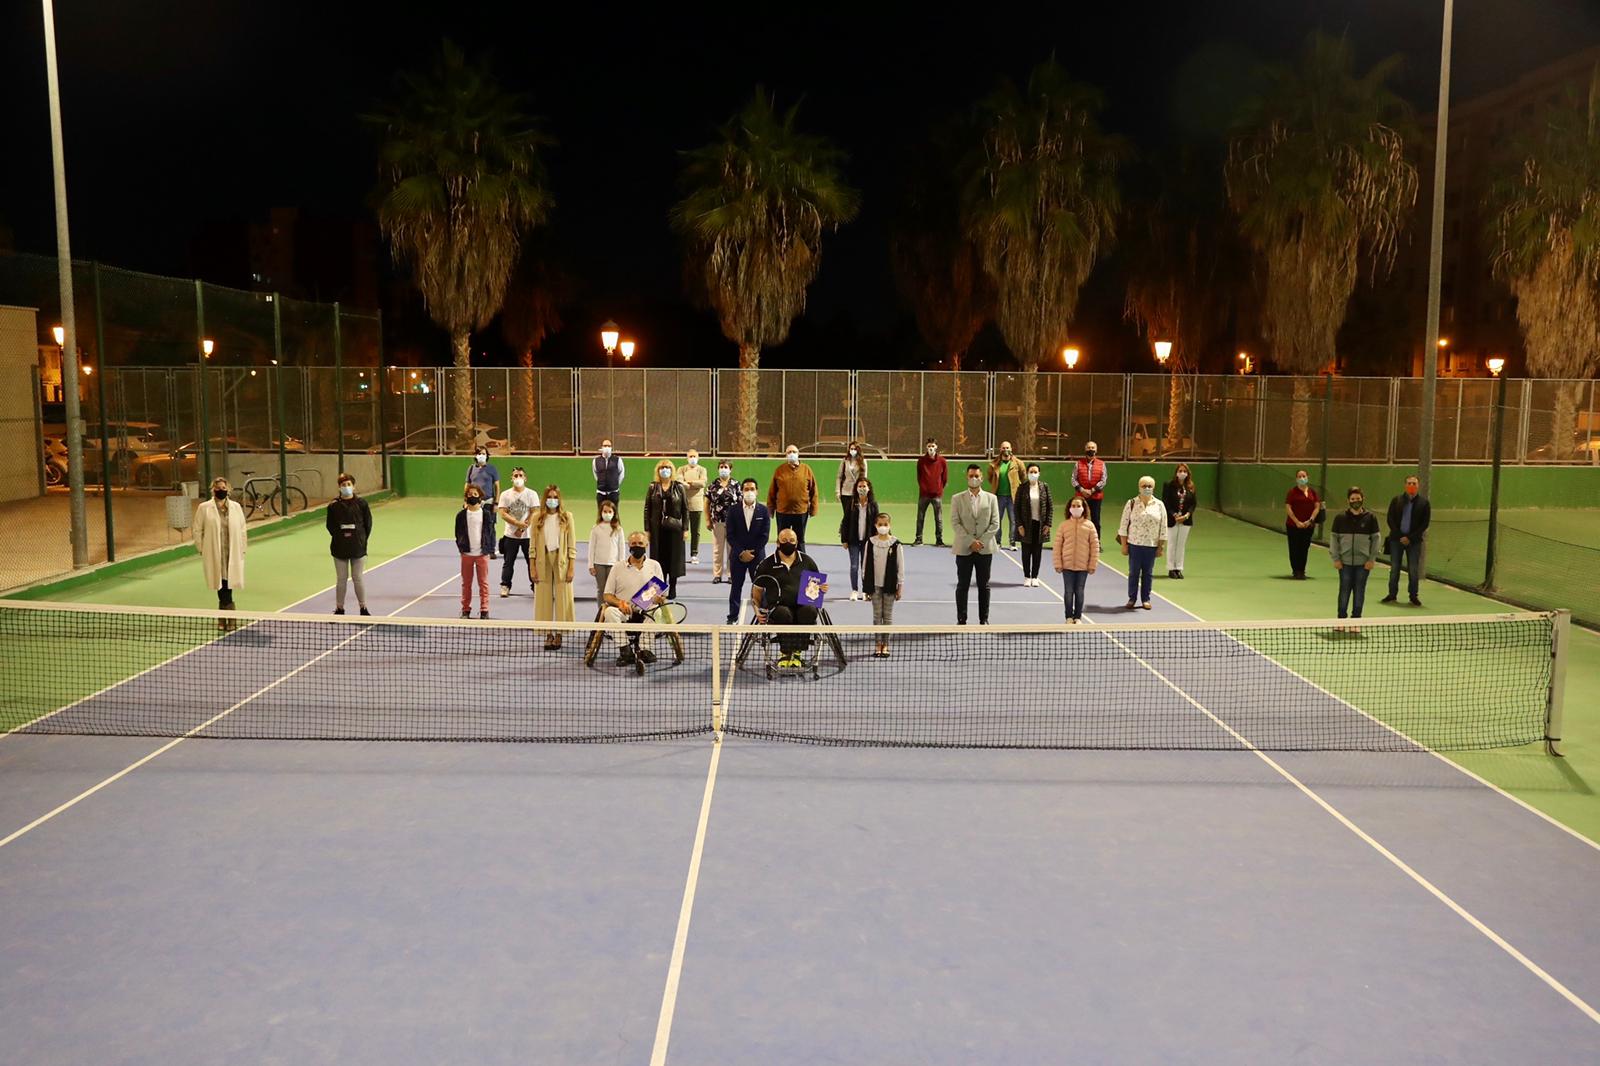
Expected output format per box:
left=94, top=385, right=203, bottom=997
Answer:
left=1023, top=577, right=1039, bottom=587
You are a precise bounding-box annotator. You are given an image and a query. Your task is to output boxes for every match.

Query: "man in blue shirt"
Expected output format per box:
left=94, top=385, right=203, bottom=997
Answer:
left=1382, top=475, right=1430, bottom=606
left=723, top=477, right=770, bottom=624
left=464, top=447, right=500, bottom=559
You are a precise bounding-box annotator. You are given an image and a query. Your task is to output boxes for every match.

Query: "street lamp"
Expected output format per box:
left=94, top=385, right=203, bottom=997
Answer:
left=1062, top=346, right=1080, bottom=370
left=1153, top=340, right=1172, bottom=366
left=1486, top=356, right=1505, bottom=377
left=600, top=320, right=620, bottom=369
left=52, top=325, right=65, bottom=347
left=1237, top=351, right=1254, bottom=375
left=202, top=338, right=215, bottom=358
left=620, top=340, right=636, bottom=362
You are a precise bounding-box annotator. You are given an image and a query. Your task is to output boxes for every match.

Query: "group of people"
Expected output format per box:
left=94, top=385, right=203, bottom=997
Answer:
left=187, top=440, right=1439, bottom=648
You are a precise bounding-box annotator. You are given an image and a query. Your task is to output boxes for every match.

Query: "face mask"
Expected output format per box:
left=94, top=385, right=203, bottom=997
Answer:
left=743, top=490, right=757, bottom=504
left=629, top=545, right=647, bottom=559
left=512, top=476, right=525, bottom=488
left=339, top=484, right=354, bottom=498
left=779, top=542, right=797, bottom=557
left=1027, top=472, right=1039, bottom=483
left=968, top=476, right=981, bottom=489
left=719, top=467, right=730, bottom=478
left=475, top=454, right=486, bottom=465
left=850, top=449, right=859, bottom=458
left=1350, top=499, right=1364, bottom=511
left=688, top=457, right=699, bottom=467
left=857, top=486, right=869, bottom=497
left=787, top=453, right=799, bottom=466
left=213, top=488, right=229, bottom=500
left=659, top=468, right=673, bottom=480
left=1070, top=506, right=1085, bottom=518
left=927, top=446, right=936, bottom=456
left=602, top=510, right=615, bottom=522
left=601, top=447, right=612, bottom=458
left=1140, top=485, right=1154, bottom=497
left=465, top=496, right=481, bottom=506
left=1086, top=450, right=1097, bottom=459
left=1406, top=485, right=1418, bottom=496
left=877, top=525, right=891, bottom=538
left=1296, top=476, right=1309, bottom=487
left=1176, top=471, right=1187, bottom=481
left=545, top=498, right=559, bottom=510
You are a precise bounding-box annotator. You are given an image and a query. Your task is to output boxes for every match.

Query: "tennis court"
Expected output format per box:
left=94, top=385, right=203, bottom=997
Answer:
left=3, top=537, right=1599, bottom=1063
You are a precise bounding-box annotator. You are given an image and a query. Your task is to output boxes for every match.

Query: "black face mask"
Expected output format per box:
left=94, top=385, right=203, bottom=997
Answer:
left=1349, top=499, right=1364, bottom=511
left=778, top=543, right=797, bottom=557
left=1086, top=451, right=1097, bottom=459
left=629, top=545, right=648, bottom=560
left=465, top=496, right=481, bottom=506
left=213, top=489, right=229, bottom=500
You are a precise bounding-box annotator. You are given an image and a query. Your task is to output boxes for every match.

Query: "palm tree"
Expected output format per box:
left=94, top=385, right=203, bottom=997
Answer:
left=499, top=251, right=568, bottom=451
left=1124, top=147, right=1247, bottom=452
left=1487, top=64, right=1600, bottom=456
left=673, top=91, right=859, bottom=454
left=889, top=125, right=994, bottom=450
left=368, top=41, right=552, bottom=449
left=1226, top=32, right=1417, bottom=453
left=964, top=60, right=1121, bottom=456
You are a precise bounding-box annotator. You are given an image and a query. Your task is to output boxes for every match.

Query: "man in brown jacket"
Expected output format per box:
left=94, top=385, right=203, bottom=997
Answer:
left=987, top=441, right=1026, bottom=550
left=768, top=443, right=820, bottom=552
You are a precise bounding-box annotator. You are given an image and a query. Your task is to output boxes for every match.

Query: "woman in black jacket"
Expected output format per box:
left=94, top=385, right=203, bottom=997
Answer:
left=326, top=472, right=373, bottom=615
left=1012, top=463, right=1053, bottom=587
left=644, top=459, right=689, bottom=598
left=839, top=477, right=880, bottom=601
left=1161, top=463, right=1196, bottom=579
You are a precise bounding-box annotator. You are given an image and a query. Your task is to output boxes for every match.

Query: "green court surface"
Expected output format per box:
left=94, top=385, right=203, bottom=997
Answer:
left=8, top=492, right=1598, bottom=843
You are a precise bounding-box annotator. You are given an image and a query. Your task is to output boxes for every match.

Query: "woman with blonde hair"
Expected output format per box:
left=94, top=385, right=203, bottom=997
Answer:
left=530, top=483, right=577, bottom=650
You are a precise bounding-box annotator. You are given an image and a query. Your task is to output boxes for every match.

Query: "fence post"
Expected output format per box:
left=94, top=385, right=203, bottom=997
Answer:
left=1484, top=370, right=1508, bottom=590
left=272, top=296, right=288, bottom=514
left=333, top=302, right=345, bottom=477
left=376, top=310, right=389, bottom=489
left=1216, top=375, right=1229, bottom=510
left=1318, top=372, right=1331, bottom=508
left=92, top=261, right=115, bottom=561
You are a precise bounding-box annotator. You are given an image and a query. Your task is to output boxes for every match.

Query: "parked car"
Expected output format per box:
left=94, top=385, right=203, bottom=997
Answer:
left=1527, top=434, right=1600, bottom=463
left=802, top=416, right=887, bottom=460
left=132, top=436, right=305, bottom=488
left=370, top=422, right=509, bottom=454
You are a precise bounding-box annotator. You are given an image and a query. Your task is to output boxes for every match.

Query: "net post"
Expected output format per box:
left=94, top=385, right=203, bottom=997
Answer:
left=710, top=628, right=724, bottom=735
left=1547, top=609, right=1569, bottom=757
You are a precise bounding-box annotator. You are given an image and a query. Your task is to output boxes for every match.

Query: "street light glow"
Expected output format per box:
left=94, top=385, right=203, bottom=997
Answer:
left=1437, top=337, right=1450, bottom=348
left=620, top=340, right=636, bottom=361
left=202, top=338, right=215, bottom=357
left=1487, top=356, right=1505, bottom=377
left=52, top=325, right=65, bottom=347
left=600, top=320, right=620, bottom=354
left=1062, top=346, right=1080, bottom=369
left=1153, top=340, right=1172, bottom=365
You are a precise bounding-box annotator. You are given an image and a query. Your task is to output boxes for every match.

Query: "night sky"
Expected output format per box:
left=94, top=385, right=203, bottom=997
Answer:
left=4, top=0, right=1599, bottom=369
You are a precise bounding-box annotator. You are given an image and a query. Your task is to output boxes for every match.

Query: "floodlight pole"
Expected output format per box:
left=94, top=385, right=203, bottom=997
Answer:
left=1416, top=0, right=1454, bottom=580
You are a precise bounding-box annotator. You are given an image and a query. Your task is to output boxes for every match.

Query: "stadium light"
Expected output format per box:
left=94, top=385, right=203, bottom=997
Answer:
left=1062, top=346, right=1080, bottom=370
left=1153, top=340, right=1172, bottom=366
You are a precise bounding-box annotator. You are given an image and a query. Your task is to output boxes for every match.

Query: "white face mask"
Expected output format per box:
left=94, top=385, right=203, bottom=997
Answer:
left=1140, top=485, right=1154, bottom=497
left=718, top=467, right=730, bottom=479
left=601, top=447, right=612, bottom=458
left=968, top=476, right=981, bottom=489
left=1070, top=506, right=1085, bottom=518
left=857, top=486, right=869, bottom=497
left=1027, top=472, right=1039, bottom=483
left=1176, top=471, right=1187, bottom=481
left=849, top=449, right=859, bottom=458
left=743, top=490, right=757, bottom=504
left=659, top=468, right=673, bottom=480
left=688, top=457, right=699, bottom=467
left=877, top=525, right=891, bottom=538
left=545, top=498, right=559, bottom=510
left=512, top=476, right=525, bottom=489
left=787, top=453, right=799, bottom=466
left=927, top=446, right=936, bottom=456
left=339, top=484, right=354, bottom=498
left=475, top=454, right=487, bottom=465
left=601, top=510, right=615, bottom=522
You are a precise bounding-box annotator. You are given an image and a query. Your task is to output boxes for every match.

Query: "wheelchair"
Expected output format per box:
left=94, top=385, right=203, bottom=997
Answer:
left=733, top=575, right=847, bottom=680
left=582, top=600, right=687, bottom=676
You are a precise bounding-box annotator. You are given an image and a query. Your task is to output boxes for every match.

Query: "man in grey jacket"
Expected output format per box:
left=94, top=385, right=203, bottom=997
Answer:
left=1329, top=485, right=1383, bottom=627
left=951, top=463, right=1000, bottom=625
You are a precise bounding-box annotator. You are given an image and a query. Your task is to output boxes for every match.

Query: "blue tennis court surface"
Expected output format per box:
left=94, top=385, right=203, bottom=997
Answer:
left=3, top=539, right=1599, bottom=1064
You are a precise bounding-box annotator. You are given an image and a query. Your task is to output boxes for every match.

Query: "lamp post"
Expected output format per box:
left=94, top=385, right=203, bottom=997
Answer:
left=1153, top=340, right=1174, bottom=454
left=600, top=320, right=620, bottom=369
left=1062, top=346, right=1080, bottom=370
left=1484, top=354, right=1508, bottom=589
left=620, top=340, right=636, bottom=362
left=1237, top=351, right=1253, bottom=375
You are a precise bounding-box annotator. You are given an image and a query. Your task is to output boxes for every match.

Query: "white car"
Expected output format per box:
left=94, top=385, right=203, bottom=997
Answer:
left=372, top=422, right=510, bottom=455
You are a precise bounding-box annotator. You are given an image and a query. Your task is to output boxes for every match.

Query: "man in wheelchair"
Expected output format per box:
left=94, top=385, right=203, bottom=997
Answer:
left=751, top=528, right=829, bottom=670
left=601, top=530, right=668, bottom=667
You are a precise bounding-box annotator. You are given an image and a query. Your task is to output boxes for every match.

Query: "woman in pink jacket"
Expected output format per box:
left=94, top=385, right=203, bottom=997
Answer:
left=1052, top=492, right=1100, bottom=623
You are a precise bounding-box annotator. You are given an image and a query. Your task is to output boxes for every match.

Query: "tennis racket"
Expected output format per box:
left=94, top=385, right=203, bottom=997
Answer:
left=751, top=575, right=782, bottom=621
left=645, top=600, right=688, bottom=626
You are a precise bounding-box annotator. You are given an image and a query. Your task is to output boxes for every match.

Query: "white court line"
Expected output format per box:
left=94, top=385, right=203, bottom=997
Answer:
left=1097, top=626, right=1600, bottom=1028
left=649, top=619, right=739, bottom=1065
left=2, top=541, right=448, bottom=742
left=0, top=570, right=460, bottom=852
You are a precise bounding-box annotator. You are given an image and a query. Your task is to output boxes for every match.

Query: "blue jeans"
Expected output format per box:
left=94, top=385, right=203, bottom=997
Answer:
left=996, top=494, right=1015, bottom=545
left=847, top=541, right=865, bottom=592
left=1339, top=564, right=1371, bottom=618
left=1062, top=569, right=1089, bottom=619
left=1387, top=537, right=1422, bottom=600
left=1127, top=544, right=1157, bottom=604
left=775, top=513, right=809, bottom=553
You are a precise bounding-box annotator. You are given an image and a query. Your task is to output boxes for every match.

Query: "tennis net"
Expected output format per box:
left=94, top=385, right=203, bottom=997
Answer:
left=0, top=601, right=1566, bottom=752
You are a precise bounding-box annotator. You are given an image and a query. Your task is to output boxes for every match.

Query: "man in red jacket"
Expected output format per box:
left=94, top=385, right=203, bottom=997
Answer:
left=1072, top=441, right=1108, bottom=536
left=914, top=437, right=949, bottom=546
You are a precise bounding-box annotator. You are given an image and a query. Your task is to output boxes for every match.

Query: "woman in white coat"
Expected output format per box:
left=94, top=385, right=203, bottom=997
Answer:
left=194, top=476, right=247, bottom=615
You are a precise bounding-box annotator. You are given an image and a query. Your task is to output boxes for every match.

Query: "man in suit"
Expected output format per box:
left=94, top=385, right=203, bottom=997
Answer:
left=1381, top=474, right=1432, bottom=607
left=725, top=477, right=771, bottom=623
left=951, top=463, right=1000, bottom=625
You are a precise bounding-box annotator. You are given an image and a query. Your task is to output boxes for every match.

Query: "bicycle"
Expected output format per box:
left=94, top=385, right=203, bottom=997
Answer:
left=233, top=469, right=309, bottom=519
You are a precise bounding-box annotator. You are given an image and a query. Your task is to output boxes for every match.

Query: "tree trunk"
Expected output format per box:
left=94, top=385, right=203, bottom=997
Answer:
left=1289, top=376, right=1313, bottom=459
left=512, top=348, right=538, bottom=452
left=1164, top=372, right=1187, bottom=455
left=452, top=329, right=474, bottom=452
left=737, top=343, right=761, bottom=455
left=1017, top=360, right=1038, bottom=456
left=951, top=349, right=968, bottom=452
left=1551, top=380, right=1582, bottom=460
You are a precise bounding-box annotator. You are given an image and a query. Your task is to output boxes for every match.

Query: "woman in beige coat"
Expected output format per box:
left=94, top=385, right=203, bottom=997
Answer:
left=194, top=476, right=248, bottom=615
left=530, top=483, right=577, bottom=650
left=1051, top=492, right=1100, bottom=623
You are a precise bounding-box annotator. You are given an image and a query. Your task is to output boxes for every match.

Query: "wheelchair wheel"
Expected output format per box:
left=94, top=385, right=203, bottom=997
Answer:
left=734, top=630, right=756, bottom=667
left=583, top=628, right=604, bottom=667
left=668, top=631, right=685, bottom=665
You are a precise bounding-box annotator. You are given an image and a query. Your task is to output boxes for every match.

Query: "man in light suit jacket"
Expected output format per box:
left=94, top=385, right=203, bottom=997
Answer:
left=951, top=463, right=1000, bottom=625
left=724, top=477, right=771, bottom=623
